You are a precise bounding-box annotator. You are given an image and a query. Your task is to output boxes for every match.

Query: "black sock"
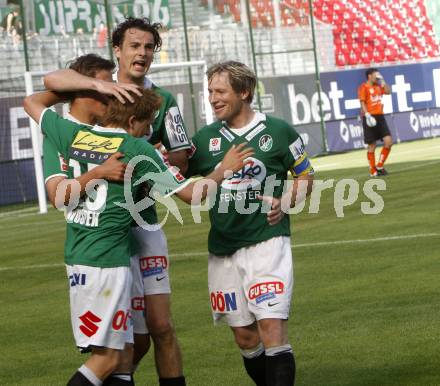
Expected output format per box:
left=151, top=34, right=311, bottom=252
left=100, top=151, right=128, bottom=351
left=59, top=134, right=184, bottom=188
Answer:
left=103, top=374, right=134, bottom=386
left=243, top=352, right=267, bottom=386
left=159, top=376, right=186, bottom=386
left=265, top=352, right=296, bottom=386
left=67, top=371, right=96, bottom=386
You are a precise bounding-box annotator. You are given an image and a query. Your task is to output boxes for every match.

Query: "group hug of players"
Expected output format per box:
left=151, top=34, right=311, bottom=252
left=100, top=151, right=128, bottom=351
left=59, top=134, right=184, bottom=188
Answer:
left=24, top=17, right=316, bottom=386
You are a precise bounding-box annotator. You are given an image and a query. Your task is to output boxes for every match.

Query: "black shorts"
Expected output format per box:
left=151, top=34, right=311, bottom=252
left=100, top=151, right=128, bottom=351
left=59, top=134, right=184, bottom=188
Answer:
left=362, top=114, right=391, bottom=144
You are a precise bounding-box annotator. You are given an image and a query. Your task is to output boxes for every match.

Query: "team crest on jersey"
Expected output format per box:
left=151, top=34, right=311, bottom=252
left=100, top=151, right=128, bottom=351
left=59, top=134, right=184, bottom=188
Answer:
left=258, top=134, right=273, bottom=152
left=70, top=131, right=123, bottom=164
left=209, top=137, right=221, bottom=152
left=220, top=157, right=267, bottom=191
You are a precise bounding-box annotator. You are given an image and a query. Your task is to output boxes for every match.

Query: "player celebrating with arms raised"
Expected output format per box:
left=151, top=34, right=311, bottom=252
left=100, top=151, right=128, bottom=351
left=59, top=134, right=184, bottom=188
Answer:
left=358, top=68, right=393, bottom=177
left=186, top=61, right=314, bottom=386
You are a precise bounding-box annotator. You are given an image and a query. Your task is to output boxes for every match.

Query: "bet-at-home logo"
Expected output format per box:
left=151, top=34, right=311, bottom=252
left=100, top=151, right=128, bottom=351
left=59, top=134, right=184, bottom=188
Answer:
left=219, top=157, right=267, bottom=191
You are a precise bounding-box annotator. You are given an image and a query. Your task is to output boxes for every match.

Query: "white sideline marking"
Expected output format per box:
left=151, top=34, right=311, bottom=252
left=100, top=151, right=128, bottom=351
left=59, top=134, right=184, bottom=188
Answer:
left=0, top=206, right=39, bottom=218
left=1, top=233, right=438, bottom=273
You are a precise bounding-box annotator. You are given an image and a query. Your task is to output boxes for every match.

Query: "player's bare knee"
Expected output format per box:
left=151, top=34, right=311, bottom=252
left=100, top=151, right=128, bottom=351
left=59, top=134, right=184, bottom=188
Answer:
left=232, top=327, right=261, bottom=350
left=149, top=318, right=176, bottom=343
left=93, top=348, right=122, bottom=374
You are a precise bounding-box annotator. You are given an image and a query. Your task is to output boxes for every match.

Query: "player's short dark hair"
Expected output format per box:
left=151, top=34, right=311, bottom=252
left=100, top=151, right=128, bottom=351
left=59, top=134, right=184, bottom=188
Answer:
left=100, top=89, right=162, bottom=129
left=111, top=17, right=162, bottom=52
left=66, top=54, right=115, bottom=101
left=366, top=68, right=379, bottom=79
left=207, top=61, right=256, bottom=103
left=68, top=53, right=115, bottom=78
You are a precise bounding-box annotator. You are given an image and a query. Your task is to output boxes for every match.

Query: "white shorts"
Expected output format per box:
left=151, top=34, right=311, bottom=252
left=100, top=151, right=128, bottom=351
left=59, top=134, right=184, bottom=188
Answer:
left=67, top=264, right=133, bottom=352
left=130, top=227, right=171, bottom=334
left=208, top=236, right=293, bottom=327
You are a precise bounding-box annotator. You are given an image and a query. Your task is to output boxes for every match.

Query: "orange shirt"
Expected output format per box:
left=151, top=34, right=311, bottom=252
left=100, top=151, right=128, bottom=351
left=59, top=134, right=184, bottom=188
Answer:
left=358, top=82, right=385, bottom=115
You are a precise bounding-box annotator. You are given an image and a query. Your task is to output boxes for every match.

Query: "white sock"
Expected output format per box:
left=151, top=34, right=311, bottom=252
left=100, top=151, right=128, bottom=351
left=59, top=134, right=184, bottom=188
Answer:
left=78, top=365, right=103, bottom=386
left=111, top=373, right=132, bottom=381
left=265, top=344, right=293, bottom=357
left=240, top=342, right=265, bottom=359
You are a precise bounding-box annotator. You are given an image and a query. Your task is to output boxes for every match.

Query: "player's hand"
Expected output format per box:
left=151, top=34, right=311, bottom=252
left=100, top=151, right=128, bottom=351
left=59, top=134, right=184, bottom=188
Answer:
left=376, top=72, right=384, bottom=85
left=93, top=80, right=142, bottom=103
left=258, top=195, right=284, bottom=226
left=365, top=112, right=377, bottom=127
left=95, top=152, right=127, bottom=182
left=219, top=143, right=254, bottom=177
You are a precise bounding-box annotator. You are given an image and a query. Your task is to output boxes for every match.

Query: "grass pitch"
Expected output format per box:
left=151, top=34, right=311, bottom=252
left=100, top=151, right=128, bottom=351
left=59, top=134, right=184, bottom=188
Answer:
left=1, top=138, right=439, bottom=385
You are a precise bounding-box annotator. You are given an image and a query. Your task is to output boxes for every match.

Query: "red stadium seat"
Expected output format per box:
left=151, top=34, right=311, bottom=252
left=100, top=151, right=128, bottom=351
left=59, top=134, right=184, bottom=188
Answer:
left=208, top=0, right=440, bottom=67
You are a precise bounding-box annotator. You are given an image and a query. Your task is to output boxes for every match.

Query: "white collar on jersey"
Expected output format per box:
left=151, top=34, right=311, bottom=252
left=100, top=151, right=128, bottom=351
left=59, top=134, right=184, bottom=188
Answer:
left=224, top=111, right=266, bottom=136
left=91, top=124, right=127, bottom=134
left=64, top=112, right=92, bottom=126
left=112, top=70, right=154, bottom=89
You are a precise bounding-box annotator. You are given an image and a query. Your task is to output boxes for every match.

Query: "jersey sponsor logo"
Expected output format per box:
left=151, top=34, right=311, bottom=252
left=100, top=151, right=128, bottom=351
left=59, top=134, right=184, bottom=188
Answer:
left=245, top=123, right=266, bottom=141
left=165, top=106, right=189, bottom=148
left=79, top=311, right=102, bottom=337
left=288, top=138, right=305, bottom=161
left=112, top=310, right=131, bottom=331
left=209, top=137, right=221, bottom=152
left=210, top=291, right=238, bottom=313
left=69, top=273, right=86, bottom=287
left=248, top=281, right=284, bottom=305
left=70, top=131, right=123, bottom=164
left=220, top=157, right=267, bottom=191
left=219, top=127, right=234, bottom=142
left=258, top=134, right=273, bottom=152
left=131, top=297, right=145, bottom=311
left=139, top=256, right=168, bottom=278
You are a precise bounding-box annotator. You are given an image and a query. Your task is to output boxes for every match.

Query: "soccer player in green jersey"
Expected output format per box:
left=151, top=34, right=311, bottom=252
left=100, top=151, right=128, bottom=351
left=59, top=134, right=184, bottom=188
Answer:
left=24, top=87, right=252, bottom=386
left=43, top=54, right=130, bottom=212
left=186, top=61, right=314, bottom=386
left=43, top=18, right=192, bottom=385
left=40, top=54, right=142, bottom=386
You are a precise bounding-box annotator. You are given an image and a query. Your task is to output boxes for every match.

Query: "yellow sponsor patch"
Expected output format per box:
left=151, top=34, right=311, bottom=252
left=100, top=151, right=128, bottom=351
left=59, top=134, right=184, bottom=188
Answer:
left=72, top=131, right=123, bottom=153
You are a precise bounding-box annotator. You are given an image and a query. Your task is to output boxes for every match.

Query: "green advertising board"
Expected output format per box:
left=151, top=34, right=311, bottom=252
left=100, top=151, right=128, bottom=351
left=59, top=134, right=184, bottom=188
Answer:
left=34, top=0, right=170, bottom=35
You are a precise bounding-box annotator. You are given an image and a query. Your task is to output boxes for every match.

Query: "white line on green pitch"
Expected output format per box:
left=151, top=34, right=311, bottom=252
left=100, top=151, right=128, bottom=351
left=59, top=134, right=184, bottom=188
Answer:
left=0, top=233, right=438, bottom=272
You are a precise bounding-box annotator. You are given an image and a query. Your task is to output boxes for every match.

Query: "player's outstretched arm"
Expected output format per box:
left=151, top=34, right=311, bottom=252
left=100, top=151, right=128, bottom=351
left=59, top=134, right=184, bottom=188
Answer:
left=23, top=91, right=66, bottom=123
left=176, top=143, right=254, bottom=204
left=44, top=69, right=142, bottom=104
left=281, top=173, right=314, bottom=210
left=167, top=150, right=189, bottom=175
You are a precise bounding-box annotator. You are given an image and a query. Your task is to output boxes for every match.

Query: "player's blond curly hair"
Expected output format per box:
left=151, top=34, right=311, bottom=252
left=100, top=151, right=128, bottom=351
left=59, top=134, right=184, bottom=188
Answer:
left=207, top=61, right=256, bottom=103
